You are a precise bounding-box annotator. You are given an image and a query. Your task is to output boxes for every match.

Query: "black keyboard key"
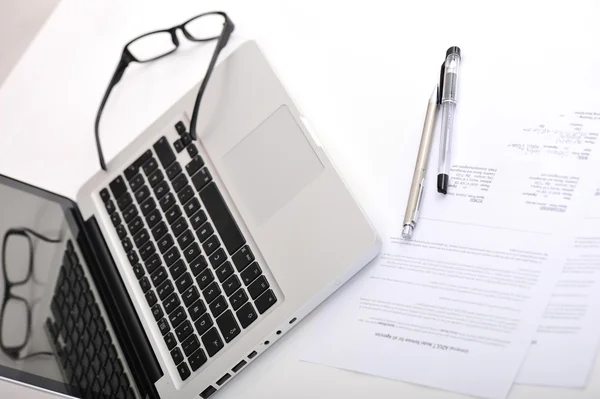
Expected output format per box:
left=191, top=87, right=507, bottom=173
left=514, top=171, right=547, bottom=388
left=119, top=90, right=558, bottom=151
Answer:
left=196, top=268, right=214, bottom=290
left=166, top=162, right=182, bottom=181
left=175, top=121, right=186, bottom=135
left=201, top=328, right=224, bottom=357
left=209, top=295, right=227, bottom=318
left=157, top=279, right=175, bottom=300
left=229, top=289, right=248, bottom=311
left=190, top=210, right=208, bottom=230
left=142, top=157, right=158, bottom=176
left=236, top=302, right=258, bottom=329
left=216, top=310, right=240, bottom=343
left=202, top=235, right=220, bottom=256
left=132, top=263, right=145, bottom=279
left=200, top=182, right=245, bottom=254
left=148, top=169, right=164, bottom=188
left=169, top=259, right=186, bottom=281
left=176, top=320, right=193, bottom=343
left=188, top=348, right=207, bottom=372
left=223, top=275, right=241, bottom=296
left=187, top=144, right=199, bottom=158
left=182, top=334, right=200, bottom=357
left=139, top=241, right=156, bottom=261
left=151, top=304, right=164, bottom=321
left=166, top=205, right=182, bottom=225
left=241, top=262, right=262, bottom=286
left=196, top=222, right=214, bottom=243
left=172, top=217, right=188, bottom=237
left=177, top=362, right=191, bottom=381
left=160, top=193, right=175, bottom=212
left=164, top=246, right=181, bottom=267
left=169, top=306, right=187, bottom=328
left=202, top=281, right=220, bottom=304
left=133, top=228, right=150, bottom=248
left=110, top=176, right=128, bottom=199
left=100, top=188, right=111, bottom=203
left=176, top=272, right=193, bottom=294
left=194, top=312, right=213, bottom=336
left=183, top=197, right=200, bottom=217
left=188, top=299, right=206, bottom=321
left=153, top=180, right=169, bottom=200
left=145, top=253, right=161, bottom=274
left=178, top=185, right=195, bottom=205
left=127, top=250, right=139, bottom=266
left=105, top=199, right=115, bottom=214
left=177, top=229, right=194, bottom=250
left=127, top=216, right=143, bottom=236
left=121, top=237, right=132, bottom=252
left=146, top=290, right=158, bottom=307
left=184, top=242, right=201, bottom=263
left=191, top=168, right=212, bottom=191
left=139, top=277, right=151, bottom=293
left=171, top=347, right=183, bottom=365
left=125, top=150, right=152, bottom=180
left=146, top=208, right=162, bottom=229
left=255, top=290, right=277, bottom=314
left=248, top=276, right=269, bottom=300
left=172, top=173, right=188, bottom=193
left=157, top=318, right=170, bottom=335
left=135, top=185, right=150, bottom=204
left=122, top=204, right=138, bottom=224
left=157, top=233, right=174, bottom=254
left=151, top=267, right=168, bottom=288
left=210, top=249, right=228, bottom=269
left=215, top=261, right=233, bottom=283
left=164, top=332, right=177, bottom=350
left=181, top=133, right=192, bottom=146
left=152, top=221, right=168, bottom=241
left=185, top=155, right=205, bottom=177
left=163, top=293, right=180, bottom=315
left=182, top=285, right=200, bottom=307
left=232, top=245, right=255, bottom=272
left=174, top=139, right=184, bottom=153
left=140, top=197, right=156, bottom=216
left=154, top=136, right=176, bottom=168
left=129, top=174, right=144, bottom=192
left=116, top=225, right=127, bottom=239
left=117, top=192, right=133, bottom=211
left=190, top=255, right=208, bottom=276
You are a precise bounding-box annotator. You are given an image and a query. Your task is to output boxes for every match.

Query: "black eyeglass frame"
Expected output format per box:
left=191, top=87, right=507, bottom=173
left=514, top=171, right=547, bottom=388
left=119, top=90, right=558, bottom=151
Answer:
left=94, top=11, right=235, bottom=171
left=0, top=228, right=61, bottom=360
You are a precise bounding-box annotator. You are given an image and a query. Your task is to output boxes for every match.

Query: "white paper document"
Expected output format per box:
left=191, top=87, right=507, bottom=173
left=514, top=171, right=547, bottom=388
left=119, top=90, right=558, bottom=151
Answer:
left=302, top=51, right=600, bottom=399
left=516, top=189, right=600, bottom=387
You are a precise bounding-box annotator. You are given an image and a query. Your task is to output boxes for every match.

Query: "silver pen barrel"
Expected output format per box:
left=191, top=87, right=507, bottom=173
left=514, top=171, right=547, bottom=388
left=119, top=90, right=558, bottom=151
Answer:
left=402, top=86, right=439, bottom=238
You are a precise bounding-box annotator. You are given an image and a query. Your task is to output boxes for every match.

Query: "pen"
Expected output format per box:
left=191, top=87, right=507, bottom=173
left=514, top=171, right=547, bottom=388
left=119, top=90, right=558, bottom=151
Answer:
left=437, top=46, right=461, bottom=194
left=402, top=85, right=439, bottom=239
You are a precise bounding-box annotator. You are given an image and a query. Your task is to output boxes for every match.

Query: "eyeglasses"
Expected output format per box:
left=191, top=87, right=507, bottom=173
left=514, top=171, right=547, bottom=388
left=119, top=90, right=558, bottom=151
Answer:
left=1, top=228, right=61, bottom=360
left=94, top=11, right=235, bottom=171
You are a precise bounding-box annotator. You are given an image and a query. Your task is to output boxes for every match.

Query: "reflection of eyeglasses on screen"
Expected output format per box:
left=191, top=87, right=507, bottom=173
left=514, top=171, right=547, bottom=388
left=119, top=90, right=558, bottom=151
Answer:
left=1, top=228, right=61, bottom=360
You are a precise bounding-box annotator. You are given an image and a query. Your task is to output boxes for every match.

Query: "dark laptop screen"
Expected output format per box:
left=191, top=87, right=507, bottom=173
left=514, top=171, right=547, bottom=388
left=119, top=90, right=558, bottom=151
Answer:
left=0, top=175, right=81, bottom=397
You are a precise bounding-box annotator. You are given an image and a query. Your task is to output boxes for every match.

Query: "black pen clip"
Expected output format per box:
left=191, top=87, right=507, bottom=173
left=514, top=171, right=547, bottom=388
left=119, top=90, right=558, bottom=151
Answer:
left=438, top=61, right=445, bottom=104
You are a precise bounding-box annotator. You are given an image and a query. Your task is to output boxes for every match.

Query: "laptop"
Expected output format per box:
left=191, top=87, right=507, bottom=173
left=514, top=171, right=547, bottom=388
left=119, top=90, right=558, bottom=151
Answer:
left=0, top=41, right=381, bottom=398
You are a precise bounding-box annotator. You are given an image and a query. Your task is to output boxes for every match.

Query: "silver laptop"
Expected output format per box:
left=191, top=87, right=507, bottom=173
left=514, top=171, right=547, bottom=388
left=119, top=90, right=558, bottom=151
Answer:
left=0, top=41, right=380, bottom=398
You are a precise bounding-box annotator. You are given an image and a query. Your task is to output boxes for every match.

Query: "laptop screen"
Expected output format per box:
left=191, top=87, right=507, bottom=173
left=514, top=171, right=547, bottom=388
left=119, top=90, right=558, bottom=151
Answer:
left=0, top=175, right=84, bottom=398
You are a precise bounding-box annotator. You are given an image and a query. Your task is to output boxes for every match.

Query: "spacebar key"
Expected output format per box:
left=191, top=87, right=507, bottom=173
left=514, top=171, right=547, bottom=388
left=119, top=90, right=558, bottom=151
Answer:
left=199, top=182, right=245, bottom=254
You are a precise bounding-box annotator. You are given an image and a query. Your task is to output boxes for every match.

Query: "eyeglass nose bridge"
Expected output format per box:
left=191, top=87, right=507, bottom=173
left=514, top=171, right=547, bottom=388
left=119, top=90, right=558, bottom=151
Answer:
left=167, top=27, right=181, bottom=47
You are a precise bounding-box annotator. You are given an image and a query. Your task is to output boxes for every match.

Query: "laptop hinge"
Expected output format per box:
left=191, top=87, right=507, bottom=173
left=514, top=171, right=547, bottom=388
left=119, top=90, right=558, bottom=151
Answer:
left=78, top=214, right=162, bottom=399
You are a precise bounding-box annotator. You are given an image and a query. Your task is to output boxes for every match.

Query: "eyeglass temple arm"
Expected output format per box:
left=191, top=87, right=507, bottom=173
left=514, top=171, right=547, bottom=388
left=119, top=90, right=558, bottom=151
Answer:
left=95, top=51, right=134, bottom=171
left=189, top=19, right=235, bottom=140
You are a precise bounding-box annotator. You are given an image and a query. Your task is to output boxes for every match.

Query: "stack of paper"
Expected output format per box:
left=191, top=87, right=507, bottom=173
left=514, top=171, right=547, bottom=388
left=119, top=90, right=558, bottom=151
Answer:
left=302, top=49, right=600, bottom=399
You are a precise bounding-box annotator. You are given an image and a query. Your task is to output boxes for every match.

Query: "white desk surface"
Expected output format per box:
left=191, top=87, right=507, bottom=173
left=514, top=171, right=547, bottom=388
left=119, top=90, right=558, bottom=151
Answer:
left=1, top=0, right=600, bottom=398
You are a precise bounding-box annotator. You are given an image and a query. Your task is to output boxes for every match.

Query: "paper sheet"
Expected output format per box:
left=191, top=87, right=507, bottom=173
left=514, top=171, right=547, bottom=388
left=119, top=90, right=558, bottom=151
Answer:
left=516, top=189, right=600, bottom=387
left=302, top=49, right=600, bottom=399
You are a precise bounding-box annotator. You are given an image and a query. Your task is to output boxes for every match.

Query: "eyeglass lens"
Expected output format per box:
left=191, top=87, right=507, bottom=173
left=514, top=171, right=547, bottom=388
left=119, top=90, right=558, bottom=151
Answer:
left=4, top=233, right=31, bottom=284
left=1, top=298, right=29, bottom=348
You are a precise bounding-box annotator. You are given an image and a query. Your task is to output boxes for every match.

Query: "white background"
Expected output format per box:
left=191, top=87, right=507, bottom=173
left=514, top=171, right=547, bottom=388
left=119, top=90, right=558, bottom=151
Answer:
left=1, top=0, right=599, bottom=398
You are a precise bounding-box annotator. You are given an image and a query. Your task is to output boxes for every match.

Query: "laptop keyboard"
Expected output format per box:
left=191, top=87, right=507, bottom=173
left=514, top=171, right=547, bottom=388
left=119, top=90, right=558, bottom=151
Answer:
left=99, top=122, right=278, bottom=381
left=46, top=241, right=135, bottom=399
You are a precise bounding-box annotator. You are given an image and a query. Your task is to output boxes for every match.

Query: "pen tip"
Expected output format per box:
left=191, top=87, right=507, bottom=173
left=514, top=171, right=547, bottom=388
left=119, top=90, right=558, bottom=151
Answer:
left=402, top=225, right=413, bottom=239
left=437, top=174, right=449, bottom=194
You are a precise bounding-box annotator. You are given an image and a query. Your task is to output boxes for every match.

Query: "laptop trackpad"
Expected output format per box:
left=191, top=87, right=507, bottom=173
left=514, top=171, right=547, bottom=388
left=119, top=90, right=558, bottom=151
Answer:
left=222, top=106, right=324, bottom=226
